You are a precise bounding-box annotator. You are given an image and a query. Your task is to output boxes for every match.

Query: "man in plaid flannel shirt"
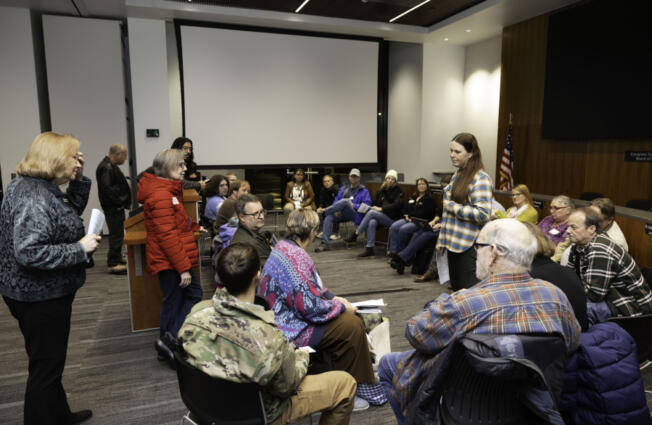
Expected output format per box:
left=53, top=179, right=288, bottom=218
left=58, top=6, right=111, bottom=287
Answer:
left=567, top=207, right=652, bottom=324
left=378, top=219, right=581, bottom=424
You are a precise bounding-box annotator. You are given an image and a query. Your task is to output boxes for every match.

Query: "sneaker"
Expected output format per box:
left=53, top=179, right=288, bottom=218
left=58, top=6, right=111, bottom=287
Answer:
left=314, top=243, right=330, bottom=253
left=330, top=234, right=341, bottom=240
left=353, top=396, right=369, bottom=412
left=108, top=264, right=127, bottom=274
left=344, top=233, right=358, bottom=243
left=357, top=247, right=375, bottom=258
left=316, top=231, right=323, bottom=238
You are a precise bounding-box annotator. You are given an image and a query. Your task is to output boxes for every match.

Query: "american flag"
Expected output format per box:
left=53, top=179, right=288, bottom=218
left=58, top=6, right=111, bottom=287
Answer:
left=499, top=116, right=514, bottom=191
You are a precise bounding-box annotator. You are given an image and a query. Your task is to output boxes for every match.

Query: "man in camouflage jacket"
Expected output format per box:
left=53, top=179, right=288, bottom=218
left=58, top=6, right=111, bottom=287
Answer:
left=179, top=242, right=356, bottom=425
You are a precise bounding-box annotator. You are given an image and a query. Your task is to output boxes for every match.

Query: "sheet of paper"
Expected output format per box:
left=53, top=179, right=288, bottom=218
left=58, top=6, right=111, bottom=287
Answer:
left=297, top=346, right=316, bottom=353
left=352, top=298, right=386, bottom=308
left=355, top=308, right=382, bottom=313
left=87, top=208, right=105, bottom=235
left=357, top=203, right=370, bottom=214
left=436, top=249, right=450, bottom=285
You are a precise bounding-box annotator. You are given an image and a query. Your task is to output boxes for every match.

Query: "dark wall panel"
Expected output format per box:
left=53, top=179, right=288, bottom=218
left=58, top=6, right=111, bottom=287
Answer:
left=496, top=10, right=652, bottom=207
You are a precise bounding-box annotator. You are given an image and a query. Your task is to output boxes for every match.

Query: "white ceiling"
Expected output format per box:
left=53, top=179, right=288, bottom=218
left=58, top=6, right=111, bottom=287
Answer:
left=0, top=0, right=579, bottom=45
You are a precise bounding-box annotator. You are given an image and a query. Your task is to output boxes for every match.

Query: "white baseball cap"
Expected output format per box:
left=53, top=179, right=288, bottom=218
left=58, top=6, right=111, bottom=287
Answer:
left=349, top=168, right=361, bottom=177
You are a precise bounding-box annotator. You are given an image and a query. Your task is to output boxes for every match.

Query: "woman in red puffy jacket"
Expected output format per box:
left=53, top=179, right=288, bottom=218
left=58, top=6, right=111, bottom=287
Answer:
left=137, top=149, right=202, bottom=368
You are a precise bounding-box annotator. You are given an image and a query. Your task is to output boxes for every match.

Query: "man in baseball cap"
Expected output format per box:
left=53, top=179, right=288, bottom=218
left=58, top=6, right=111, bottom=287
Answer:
left=315, top=168, right=371, bottom=252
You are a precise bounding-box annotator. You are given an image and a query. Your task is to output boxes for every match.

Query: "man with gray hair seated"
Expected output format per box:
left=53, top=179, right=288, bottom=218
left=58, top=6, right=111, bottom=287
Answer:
left=377, top=219, right=581, bottom=424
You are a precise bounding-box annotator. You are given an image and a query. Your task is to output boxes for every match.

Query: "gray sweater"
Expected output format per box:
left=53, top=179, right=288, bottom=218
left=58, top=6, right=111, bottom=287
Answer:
left=0, top=176, right=90, bottom=301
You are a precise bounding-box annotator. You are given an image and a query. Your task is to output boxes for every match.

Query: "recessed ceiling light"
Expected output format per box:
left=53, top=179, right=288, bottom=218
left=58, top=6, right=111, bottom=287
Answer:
left=389, top=0, right=431, bottom=23
left=295, top=0, right=310, bottom=13
left=465, top=29, right=472, bottom=33
left=444, top=38, right=449, bottom=41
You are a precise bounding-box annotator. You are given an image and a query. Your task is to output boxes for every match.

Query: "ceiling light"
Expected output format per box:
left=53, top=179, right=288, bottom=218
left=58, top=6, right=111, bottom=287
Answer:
left=295, top=0, right=310, bottom=13
left=444, top=37, right=449, bottom=41
left=465, top=29, right=472, bottom=33
left=389, top=0, right=431, bottom=23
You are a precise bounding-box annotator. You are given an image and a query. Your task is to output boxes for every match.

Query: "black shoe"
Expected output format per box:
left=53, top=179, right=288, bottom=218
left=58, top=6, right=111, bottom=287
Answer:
left=390, top=256, right=405, bottom=274
left=154, top=338, right=176, bottom=370
left=315, top=243, right=330, bottom=253
left=65, top=410, right=93, bottom=425
left=357, top=247, right=375, bottom=258
left=344, top=233, right=358, bottom=243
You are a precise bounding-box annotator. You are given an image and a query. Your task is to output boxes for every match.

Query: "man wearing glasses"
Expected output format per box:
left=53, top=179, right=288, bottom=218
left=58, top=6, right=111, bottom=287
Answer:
left=377, top=218, right=581, bottom=424
left=231, top=194, right=272, bottom=264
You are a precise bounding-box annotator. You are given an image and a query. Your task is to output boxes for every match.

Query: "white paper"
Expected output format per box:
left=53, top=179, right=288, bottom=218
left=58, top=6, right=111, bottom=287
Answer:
left=87, top=208, right=105, bottom=235
left=356, top=308, right=382, bottom=313
left=352, top=298, right=386, bottom=308
left=436, top=250, right=450, bottom=285
left=357, top=203, right=371, bottom=214
left=297, top=346, right=316, bottom=353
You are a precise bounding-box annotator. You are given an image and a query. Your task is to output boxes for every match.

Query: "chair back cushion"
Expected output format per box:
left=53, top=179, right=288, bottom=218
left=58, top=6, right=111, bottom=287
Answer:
left=174, top=352, right=267, bottom=425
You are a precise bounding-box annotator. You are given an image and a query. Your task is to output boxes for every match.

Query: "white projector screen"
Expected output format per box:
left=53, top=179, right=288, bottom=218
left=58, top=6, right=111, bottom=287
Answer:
left=179, top=24, right=380, bottom=166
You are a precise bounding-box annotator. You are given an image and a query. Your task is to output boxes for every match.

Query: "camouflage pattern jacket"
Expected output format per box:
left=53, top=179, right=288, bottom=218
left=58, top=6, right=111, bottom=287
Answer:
left=178, top=288, right=309, bottom=422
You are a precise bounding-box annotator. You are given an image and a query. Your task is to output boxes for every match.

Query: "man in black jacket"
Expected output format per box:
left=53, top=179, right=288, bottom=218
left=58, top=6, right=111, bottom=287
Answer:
left=96, top=144, right=131, bottom=274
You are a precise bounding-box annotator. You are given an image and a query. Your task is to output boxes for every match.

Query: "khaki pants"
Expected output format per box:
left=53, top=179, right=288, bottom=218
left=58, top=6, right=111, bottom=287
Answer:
left=271, top=371, right=356, bottom=425
left=284, top=202, right=312, bottom=212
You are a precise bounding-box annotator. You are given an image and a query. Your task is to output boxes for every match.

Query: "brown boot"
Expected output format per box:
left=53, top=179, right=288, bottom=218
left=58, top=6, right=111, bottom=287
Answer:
left=414, top=268, right=436, bottom=282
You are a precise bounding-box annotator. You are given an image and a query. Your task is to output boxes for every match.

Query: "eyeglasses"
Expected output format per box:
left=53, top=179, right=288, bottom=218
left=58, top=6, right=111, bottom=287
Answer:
left=511, top=193, right=523, bottom=197
left=549, top=205, right=568, bottom=211
left=177, top=162, right=186, bottom=167
left=474, top=242, right=491, bottom=251
left=244, top=209, right=265, bottom=219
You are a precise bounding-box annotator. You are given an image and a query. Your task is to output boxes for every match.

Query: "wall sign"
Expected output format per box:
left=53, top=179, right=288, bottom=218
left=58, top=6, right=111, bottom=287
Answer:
left=625, top=151, right=652, bottom=162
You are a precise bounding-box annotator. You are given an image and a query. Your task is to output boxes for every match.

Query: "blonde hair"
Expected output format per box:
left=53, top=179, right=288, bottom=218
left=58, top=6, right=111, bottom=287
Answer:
left=513, top=184, right=533, bottom=206
left=152, top=149, right=184, bottom=178
left=16, top=132, right=80, bottom=181
left=286, top=208, right=320, bottom=242
left=523, top=222, right=555, bottom=257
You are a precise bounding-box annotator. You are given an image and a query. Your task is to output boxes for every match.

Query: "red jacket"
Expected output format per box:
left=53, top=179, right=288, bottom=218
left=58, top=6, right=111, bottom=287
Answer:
left=137, top=173, right=199, bottom=275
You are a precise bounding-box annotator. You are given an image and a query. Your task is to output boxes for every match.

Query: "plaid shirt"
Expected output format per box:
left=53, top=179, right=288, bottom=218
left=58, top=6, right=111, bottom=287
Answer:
left=436, top=169, right=492, bottom=253
left=568, top=233, right=652, bottom=317
left=390, top=272, right=581, bottom=414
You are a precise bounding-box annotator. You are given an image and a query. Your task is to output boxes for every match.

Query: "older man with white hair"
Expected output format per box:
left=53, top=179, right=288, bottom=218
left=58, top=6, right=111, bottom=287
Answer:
left=378, top=219, right=581, bottom=425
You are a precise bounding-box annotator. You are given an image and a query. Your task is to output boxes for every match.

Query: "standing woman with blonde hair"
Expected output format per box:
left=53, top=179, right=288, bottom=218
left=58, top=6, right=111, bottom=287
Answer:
left=138, top=149, right=203, bottom=369
left=0, top=132, right=100, bottom=425
left=437, top=133, right=492, bottom=290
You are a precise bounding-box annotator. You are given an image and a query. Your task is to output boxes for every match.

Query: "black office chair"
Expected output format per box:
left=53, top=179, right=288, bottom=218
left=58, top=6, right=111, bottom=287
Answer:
left=407, top=333, right=568, bottom=425
left=579, top=192, right=603, bottom=201
left=174, top=351, right=267, bottom=425
left=608, top=313, right=652, bottom=364
left=625, top=199, right=652, bottom=212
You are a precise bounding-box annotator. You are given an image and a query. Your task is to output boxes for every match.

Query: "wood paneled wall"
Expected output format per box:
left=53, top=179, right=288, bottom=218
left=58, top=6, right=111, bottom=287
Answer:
left=496, top=11, right=652, bottom=207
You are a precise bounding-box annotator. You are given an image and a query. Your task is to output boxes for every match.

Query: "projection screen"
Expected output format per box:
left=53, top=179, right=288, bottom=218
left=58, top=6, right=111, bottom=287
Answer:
left=178, top=24, right=380, bottom=167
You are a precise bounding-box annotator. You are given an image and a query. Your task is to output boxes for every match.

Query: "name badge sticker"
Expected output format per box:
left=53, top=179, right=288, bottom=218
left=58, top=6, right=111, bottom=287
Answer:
left=172, top=197, right=179, bottom=205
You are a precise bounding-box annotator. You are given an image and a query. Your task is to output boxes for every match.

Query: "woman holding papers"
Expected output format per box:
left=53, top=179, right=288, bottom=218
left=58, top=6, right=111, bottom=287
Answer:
left=436, top=133, right=492, bottom=290
left=259, top=209, right=386, bottom=410
left=138, top=149, right=202, bottom=370
left=0, top=132, right=99, bottom=425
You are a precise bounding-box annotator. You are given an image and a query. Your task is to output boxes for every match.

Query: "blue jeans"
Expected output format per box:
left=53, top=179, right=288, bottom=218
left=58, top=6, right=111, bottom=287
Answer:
left=158, top=269, right=203, bottom=338
left=398, top=229, right=439, bottom=263
left=356, top=210, right=395, bottom=247
left=322, top=199, right=356, bottom=245
left=388, top=219, right=418, bottom=253
left=378, top=350, right=413, bottom=425
left=587, top=300, right=612, bottom=325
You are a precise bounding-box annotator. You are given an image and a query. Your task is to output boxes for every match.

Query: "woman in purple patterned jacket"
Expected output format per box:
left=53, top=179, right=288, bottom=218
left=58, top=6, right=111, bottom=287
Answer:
left=258, top=208, right=385, bottom=410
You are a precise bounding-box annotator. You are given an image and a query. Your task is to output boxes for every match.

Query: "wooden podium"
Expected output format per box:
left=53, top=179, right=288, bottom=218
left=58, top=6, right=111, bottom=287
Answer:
left=123, top=189, right=201, bottom=331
